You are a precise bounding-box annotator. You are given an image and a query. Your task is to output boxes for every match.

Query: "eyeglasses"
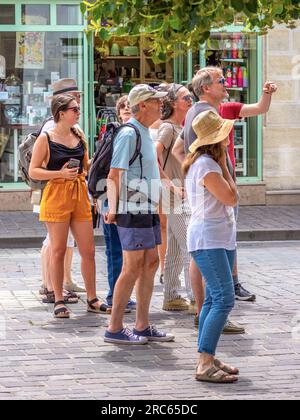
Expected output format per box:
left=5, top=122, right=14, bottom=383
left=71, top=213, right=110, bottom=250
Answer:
left=218, top=77, right=226, bottom=85
left=66, top=106, right=80, bottom=113
left=182, top=94, right=193, bottom=102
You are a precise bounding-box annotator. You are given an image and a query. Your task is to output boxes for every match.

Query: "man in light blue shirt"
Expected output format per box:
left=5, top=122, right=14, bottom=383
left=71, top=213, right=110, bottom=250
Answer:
left=110, top=117, right=161, bottom=214
left=104, top=84, right=175, bottom=345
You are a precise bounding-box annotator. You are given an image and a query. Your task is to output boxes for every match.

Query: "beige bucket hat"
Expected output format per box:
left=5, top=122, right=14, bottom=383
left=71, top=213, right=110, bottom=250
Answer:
left=189, top=110, right=235, bottom=154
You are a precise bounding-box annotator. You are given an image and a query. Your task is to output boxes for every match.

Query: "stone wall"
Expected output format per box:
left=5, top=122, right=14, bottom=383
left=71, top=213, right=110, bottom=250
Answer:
left=264, top=23, right=300, bottom=203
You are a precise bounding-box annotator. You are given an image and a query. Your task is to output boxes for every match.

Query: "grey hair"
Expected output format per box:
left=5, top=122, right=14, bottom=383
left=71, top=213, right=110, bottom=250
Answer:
left=130, top=104, right=140, bottom=115
left=192, top=66, right=222, bottom=98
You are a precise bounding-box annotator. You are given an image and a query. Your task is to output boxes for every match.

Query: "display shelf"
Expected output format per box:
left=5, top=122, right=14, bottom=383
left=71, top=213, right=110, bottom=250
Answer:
left=106, top=56, right=140, bottom=60
left=220, top=58, right=247, bottom=63
left=227, top=87, right=247, bottom=91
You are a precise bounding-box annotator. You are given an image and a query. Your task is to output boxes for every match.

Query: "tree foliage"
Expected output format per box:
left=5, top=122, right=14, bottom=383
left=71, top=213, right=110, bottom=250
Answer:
left=81, top=0, right=300, bottom=61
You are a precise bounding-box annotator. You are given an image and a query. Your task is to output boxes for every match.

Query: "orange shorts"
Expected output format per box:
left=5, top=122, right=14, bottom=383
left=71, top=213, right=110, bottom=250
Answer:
left=40, top=175, right=92, bottom=223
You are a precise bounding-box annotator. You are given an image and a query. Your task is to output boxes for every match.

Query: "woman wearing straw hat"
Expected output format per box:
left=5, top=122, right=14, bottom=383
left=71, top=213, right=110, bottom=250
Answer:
left=183, top=110, right=239, bottom=383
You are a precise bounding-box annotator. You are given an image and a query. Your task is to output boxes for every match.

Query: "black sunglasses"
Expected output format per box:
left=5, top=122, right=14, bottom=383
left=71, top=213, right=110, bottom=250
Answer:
left=66, top=106, right=80, bottom=113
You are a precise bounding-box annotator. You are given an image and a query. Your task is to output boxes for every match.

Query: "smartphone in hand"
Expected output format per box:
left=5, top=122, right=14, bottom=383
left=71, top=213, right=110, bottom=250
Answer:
left=67, top=158, right=80, bottom=169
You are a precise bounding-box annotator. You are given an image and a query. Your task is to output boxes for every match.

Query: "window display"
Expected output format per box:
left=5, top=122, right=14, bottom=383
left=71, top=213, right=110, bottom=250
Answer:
left=202, top=32, right=259, bottom=178
left=0, top=31, right=84, bottom=183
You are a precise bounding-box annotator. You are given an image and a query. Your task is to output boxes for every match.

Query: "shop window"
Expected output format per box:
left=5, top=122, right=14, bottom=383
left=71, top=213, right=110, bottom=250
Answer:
left=187, top=33, right=259, bottom=178
left=56, top=5, right=83, bottom=25
left=0, top=5, right=15, bottom=25
left=0, top=31, right=84, bottom=183
left=21, top=4, right=50, bottom=25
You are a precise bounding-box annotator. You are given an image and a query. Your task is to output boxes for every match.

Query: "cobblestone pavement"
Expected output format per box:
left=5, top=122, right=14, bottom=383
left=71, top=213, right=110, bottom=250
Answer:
left=0, top=242, right=300, bottom=400
left=1, top=206, right=300, bottom=241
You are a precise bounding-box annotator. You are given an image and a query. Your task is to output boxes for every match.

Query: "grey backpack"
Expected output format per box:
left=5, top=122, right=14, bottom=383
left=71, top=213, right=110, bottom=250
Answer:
left=18, top=118, right=52, bottom=190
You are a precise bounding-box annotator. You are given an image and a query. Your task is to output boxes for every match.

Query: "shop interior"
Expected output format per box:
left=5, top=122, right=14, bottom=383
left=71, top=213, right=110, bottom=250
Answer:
left=0, top=30, right=84, bottom=183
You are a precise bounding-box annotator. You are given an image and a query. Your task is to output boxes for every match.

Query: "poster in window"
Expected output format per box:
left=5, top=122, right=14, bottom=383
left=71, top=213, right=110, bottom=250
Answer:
left=15, top=32, right=45, bottom=69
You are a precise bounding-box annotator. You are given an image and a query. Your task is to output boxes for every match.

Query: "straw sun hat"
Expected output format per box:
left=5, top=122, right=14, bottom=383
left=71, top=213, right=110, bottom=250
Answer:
left=50, top=78, right=82, bottom=98
left=189, top=110, right=235, bottom=154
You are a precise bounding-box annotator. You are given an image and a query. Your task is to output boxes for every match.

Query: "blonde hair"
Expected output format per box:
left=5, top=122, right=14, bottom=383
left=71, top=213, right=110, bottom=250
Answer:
left=192, top=66, right=222, bottom=98
left=116, top=95, right=129, bottom=121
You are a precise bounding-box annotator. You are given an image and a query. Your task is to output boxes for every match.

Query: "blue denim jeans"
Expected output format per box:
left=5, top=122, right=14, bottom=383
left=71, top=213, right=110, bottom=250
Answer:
left=102, top=220, right=123, bottom=305
left=191, top=248, right=235, bottom=356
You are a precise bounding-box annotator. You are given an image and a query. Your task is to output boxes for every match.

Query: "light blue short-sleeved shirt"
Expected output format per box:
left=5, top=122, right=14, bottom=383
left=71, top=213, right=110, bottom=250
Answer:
left=111, top=118, right=161, bottom=213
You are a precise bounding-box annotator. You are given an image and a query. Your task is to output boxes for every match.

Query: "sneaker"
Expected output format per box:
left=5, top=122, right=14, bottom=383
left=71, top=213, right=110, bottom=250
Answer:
left=104, top=327, right=148, bottom=345
left=188, top=300, right=198, bottom=315
left=133, top=325, right=175, bottom=342
left=162, top=297, right=189, bottom=311
left=222, top=320, right=245, bottom=335
left=64, top=281, right=86, bottom=293
left=235, top=283, right=256, bottom=302
left=126, top=299, right=137, bottom=310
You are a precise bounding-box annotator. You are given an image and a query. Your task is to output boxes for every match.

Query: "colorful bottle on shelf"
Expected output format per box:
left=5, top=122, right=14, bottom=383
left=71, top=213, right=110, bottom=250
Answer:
left=243, top=66, right=248, bottom=88
left=237, top=37, right=243, bottom=59
left=225, top=39, right=232, bottom=59
left=232, top=36, right=238, bottom=59
left=232, top=64, right=238, bottom=87
left=226, top=66, right=232, bottom=88
left=243, top=36, right=248, bottom=58
left=237, top=66, right=243, bottom=88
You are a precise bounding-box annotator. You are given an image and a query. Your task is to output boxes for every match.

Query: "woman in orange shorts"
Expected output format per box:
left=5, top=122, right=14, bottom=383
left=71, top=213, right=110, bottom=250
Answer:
left=29, top=94, right=109, bottom=318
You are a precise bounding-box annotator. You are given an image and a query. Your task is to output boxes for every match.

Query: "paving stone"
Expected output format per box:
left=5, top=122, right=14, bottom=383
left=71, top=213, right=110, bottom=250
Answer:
left=0, top=244, right=300, bottom=399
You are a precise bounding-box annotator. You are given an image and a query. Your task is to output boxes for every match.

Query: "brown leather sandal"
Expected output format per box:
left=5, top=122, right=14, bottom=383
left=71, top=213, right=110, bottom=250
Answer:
left=54, top=301, right=70, bottom=319
left=214, top=359, right=239, bottom=375
left=195, top=365, right=238, bottom=384
left=87, top=298, right=112, bottom=314
left=42, top=289, right=79, bottom=304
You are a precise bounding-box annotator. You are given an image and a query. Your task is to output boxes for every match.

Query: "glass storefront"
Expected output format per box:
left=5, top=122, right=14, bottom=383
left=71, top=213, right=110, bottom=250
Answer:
left=174, top=31, right=262, bottom=181
left=0, top=1, right=87, bottom=186
left=0, top=3, right=262, bottom=188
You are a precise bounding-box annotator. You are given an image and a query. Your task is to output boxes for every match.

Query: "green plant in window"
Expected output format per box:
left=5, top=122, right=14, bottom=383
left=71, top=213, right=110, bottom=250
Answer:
left=81, top=0, right=300, bottom=62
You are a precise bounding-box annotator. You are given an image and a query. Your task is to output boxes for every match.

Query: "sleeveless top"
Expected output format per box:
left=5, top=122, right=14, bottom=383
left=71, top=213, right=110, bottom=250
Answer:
left=45, top=131, right=85, bottom=173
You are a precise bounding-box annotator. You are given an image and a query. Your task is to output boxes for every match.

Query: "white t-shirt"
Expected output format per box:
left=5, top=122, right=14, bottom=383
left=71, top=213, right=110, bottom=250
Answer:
left=185, top=154, right=236, bottom=252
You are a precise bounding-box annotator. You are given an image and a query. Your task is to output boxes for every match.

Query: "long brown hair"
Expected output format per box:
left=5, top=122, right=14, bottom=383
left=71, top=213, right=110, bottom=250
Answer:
left=51, top=93, right=87, bottom=150
left=182, top=143, right=223, bottom=176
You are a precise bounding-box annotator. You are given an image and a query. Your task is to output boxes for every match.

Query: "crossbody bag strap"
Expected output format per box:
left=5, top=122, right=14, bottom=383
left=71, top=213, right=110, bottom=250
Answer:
left=161, top=122, right=176, bottom=171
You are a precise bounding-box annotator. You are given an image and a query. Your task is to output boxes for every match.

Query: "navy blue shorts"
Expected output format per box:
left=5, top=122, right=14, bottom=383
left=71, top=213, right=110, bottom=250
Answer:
left=116, top=213, right=161, bottom=251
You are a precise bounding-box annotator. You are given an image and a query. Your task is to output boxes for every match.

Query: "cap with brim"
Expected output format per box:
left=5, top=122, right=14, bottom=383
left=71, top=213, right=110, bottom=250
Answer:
left=189, top=110, right=235, bottom=154
left=128, top=84, right=168, bottom=106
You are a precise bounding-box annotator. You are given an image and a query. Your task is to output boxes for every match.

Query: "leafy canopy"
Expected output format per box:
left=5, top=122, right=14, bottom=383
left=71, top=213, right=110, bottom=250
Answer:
left=81, top=0, right=300, bottom=61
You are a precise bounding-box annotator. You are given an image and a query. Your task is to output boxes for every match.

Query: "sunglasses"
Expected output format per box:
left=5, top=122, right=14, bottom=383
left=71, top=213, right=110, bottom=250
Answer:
left=218, top=77, right=226, bottom=85
left=120, top=102, right=130, bottom=109
left=182, top=94, right=193, bottom=102
left=66, top=106, right=80, bottom=113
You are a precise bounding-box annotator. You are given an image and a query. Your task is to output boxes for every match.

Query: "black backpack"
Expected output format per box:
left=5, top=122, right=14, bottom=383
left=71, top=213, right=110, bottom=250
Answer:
left=88, top=122, right=143, bottom=200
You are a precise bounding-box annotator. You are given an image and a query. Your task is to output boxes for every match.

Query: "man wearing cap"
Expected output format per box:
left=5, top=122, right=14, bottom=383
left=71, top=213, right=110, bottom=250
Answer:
left=104, top=84, right=175, bottom=345
left=39, top=78, right=86, bottom=299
